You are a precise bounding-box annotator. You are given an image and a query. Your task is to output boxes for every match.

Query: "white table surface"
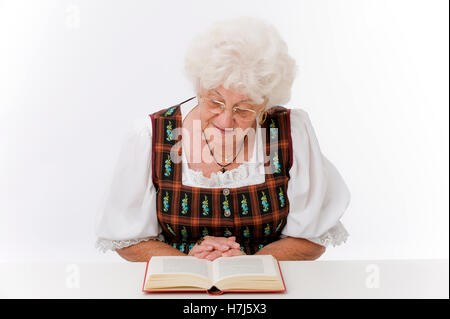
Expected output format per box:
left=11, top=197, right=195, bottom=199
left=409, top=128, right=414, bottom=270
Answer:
left=0, top=259, right=448, bottom=299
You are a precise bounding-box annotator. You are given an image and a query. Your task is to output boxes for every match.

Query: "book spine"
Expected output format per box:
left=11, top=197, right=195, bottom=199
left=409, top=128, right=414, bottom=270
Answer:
left=206, top=289, right=224, bottom=296
left=142, top=261, right=150, bottom=292
left=277, top=259, right=287, bottom=292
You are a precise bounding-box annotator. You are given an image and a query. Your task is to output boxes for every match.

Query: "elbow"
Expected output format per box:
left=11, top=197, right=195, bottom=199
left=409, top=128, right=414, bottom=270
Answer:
left=116, top=249, right=133, bottom=262
left=116, top=246, right=140, bottom=262
left=309, top=245, right=326, bottom=260
left=303, top=240, right=326, bottom=260
left=286, top=237, right=327, bottom=260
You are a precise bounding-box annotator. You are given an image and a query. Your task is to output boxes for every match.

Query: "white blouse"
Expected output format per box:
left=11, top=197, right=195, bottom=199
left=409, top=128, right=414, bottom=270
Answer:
left=95, top=97, right=351, bottom=252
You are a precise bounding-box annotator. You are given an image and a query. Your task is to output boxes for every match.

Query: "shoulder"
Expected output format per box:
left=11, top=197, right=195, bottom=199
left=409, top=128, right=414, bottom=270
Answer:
left=132, top=100, right=186, bottom=132
left=288, top=107, right=316, bottom=136
left=285, top=107, right=320, bottom=155
left=266, top=106, right=310, bottom=122
left=149, top=96, right=196, bottom=120
left=288, top=107, right=311, bottom=124
left=265, top=106, right=313, bottom=136
left=262, top=106, right=315, bottom=146
left=150, top=103, right=182, bottom=118
left=126, top=115, right=153, bottom=139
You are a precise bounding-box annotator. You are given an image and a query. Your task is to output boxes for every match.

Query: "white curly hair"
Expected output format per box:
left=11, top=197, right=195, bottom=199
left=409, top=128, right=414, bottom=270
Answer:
left=184, top=16, right=298, bottom=108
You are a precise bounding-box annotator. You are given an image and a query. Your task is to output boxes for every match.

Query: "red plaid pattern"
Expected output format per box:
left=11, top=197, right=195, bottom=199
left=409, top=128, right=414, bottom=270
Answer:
left=149, top=97, right=293, bottom=255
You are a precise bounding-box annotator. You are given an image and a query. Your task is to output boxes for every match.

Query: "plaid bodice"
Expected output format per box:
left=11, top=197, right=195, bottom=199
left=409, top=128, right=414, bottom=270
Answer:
left=149, top=97, right=293, bottom=255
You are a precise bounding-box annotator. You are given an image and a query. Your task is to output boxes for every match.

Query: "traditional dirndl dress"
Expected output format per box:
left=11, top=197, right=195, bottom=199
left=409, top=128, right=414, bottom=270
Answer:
left=149, top=97, right=294, bottom=255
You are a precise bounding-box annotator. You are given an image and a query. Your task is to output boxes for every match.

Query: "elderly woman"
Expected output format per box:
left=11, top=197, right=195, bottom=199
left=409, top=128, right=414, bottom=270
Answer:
left=95, top=17, right=351, bottom=262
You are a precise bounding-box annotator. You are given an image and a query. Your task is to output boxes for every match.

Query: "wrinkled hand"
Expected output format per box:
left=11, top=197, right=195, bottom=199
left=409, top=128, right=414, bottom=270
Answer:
left=188, top=236, right=246, bottom=261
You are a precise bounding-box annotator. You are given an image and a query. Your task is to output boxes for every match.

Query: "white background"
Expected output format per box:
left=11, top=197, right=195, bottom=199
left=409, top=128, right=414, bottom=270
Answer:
left=0, top=0, right=448, bottom=263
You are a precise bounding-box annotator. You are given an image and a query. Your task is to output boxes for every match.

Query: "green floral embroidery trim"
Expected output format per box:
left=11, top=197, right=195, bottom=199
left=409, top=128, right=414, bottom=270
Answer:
left=260, top=191, right=269, bottom=212
left=243, top=226, right=251, bottom=238
left=172, top=242, right=186, bottom=252
left=264, top=224, right=271, bottom=237
left=224, top=227, right=232, bottom=237
left=269, top=119, right=278, bottom=140
left=181, top=226, right=188, bottom=240
left=272, top=152, right=281, bottom=173
left=163, top=191, right=170, bottom=212
left=202, top=195, right=210, bottom=216
left=164, top=107, right=176, bottom=116
left=164, top=154, right=172, bottom=176
left=222, top=195, right=231, bottom=216
left=181, top=193, right=189, bottom=215
left=275, top=219, right=284, bottom=232
left=166, top=120, right=174, bottom=142
left=278, top=187, right=286, bottom=207
left=240, top=194, right=249, bottom=215
left=166, top=224, right=176, bottom=236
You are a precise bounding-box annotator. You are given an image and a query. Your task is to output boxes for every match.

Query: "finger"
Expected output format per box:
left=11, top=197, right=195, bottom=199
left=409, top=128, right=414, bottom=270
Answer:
left=195, top=244, right=213, bottom=252
left=212, top=236, right=239, bottom=249
left=188, top=244, right=213, bottom=256
left=226, top=238, right=241, bottom=249
left=222, top=249, right=243, bottom=257
left=205, top=236, right=234, bottom=245
left=202, top=238, right=232, bottom=252
left=205, top=250, right=223, bottom=261
left=221, top=250, right=234, bottom=257
left=194, top=251, right=211, bottom=259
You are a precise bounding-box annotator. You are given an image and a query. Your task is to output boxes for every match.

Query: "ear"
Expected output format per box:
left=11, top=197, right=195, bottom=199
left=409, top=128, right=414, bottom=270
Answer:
left=258, top=109, right=268, bottom=125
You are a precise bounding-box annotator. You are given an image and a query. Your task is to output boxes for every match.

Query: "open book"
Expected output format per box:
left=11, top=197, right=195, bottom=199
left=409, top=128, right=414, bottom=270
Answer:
left=142, top=255, right=286, bottom=295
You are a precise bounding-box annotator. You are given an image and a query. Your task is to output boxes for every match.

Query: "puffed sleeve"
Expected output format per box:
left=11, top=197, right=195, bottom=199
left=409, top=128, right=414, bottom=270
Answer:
left=280, top=108, right=351, bottom=247
left=95, top=116, right=164, bottom=252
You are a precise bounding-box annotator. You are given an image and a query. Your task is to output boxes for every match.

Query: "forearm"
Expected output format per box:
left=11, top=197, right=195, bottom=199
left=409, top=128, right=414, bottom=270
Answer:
left=254, top=237, right=325, bottom=261
left=116, top=239, right=185, bottom=262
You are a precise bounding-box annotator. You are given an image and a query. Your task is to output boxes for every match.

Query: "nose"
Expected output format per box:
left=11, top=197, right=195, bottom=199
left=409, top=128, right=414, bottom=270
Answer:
left=214, top=107, right=234, bottom=129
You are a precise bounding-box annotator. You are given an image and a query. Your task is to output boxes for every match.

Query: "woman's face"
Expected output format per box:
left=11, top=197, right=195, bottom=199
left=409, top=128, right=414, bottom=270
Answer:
left=197, top=84, right=266, bottom=148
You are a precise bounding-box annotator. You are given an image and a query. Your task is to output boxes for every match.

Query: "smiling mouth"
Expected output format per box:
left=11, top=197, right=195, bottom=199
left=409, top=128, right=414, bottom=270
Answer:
left=213, top=124, right=234, bottom=134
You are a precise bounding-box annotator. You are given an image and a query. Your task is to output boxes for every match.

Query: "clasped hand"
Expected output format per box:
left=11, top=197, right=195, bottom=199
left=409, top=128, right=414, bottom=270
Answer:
left=188, top=236, right=245, bottom=261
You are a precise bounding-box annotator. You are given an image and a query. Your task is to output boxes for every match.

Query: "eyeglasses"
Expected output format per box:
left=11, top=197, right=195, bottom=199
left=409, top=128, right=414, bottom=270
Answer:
left=199, top=95, right=265, bottom=122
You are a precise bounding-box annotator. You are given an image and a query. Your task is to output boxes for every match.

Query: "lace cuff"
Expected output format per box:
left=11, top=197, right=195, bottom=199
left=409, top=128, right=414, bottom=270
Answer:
left=95, top=234, right=166, bottom=252
left=280, top=221, right=349, bottom=247
left=307, top=222, right=349, bottom=247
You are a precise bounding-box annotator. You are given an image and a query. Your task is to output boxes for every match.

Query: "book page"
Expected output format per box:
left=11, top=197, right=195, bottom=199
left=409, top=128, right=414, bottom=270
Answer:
left=147, top=256, right=213, bottom=280
left=212, top=255, right=277, bottom=282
